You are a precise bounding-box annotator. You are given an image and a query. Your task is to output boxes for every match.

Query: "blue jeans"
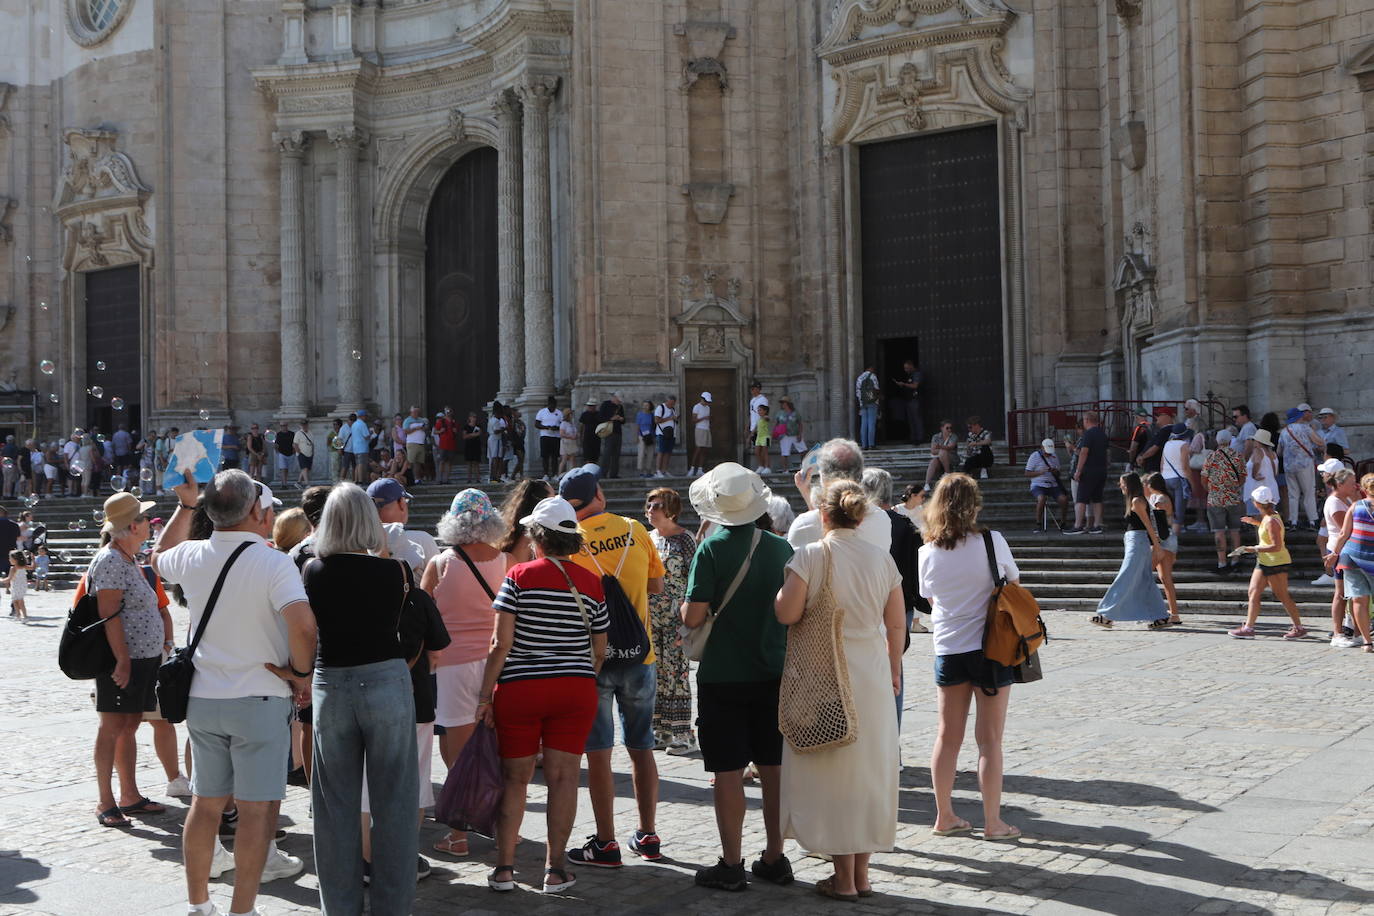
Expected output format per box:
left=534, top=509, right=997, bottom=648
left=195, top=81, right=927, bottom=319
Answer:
left=312, top=659, right=417, bottom=916
left=586, top=662, right=657, bottom=752
left=860, top=404, right=878, bottom=448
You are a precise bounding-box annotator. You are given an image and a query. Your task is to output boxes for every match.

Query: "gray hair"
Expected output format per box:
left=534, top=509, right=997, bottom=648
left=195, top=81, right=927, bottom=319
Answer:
left=1215, top=429, right=1233, bottom=446
left=861, top=467, right=894, bottom=507
left=765, top=495, right=795, bottom=535
left=203, top=469, right=258, bottom=528
left=314, top=482, right=386, bottom=558
left=1333, top=468, right=1356, bottom=487
left=817, top=438, right=864, bottom=485
left=437, top=510, right=508, bottom=547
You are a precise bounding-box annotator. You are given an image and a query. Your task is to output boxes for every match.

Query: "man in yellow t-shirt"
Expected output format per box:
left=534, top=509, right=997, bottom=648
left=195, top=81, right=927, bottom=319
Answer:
left=559, top=466, right=667, bottom=866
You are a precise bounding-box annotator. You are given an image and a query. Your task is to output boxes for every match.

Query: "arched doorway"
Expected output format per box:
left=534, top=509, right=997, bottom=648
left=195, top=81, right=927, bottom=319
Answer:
left=424, top=146, right=498, bottom=418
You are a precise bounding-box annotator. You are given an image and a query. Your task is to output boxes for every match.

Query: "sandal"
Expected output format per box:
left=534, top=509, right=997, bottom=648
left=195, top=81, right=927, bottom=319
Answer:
left=1089, top=615, right=1112, bottom=628
left=118, top=796, right=166, bottom=816
left=433, top=833, right=469, bottom=857
left=487, top=865, right=515, bottom=892
left=543, top=866, right=576, bottom=894
left=97, top=806, right=130, bottom=828
left=1168, top=617, right=1183, bottom=626
left=815, top=876, right=859, bottom=903
left=932, top=819, right=973, bottom=837
left=984, top=826, right=1022, bottom=841
left=1147, top=618, right=1170, bottom=631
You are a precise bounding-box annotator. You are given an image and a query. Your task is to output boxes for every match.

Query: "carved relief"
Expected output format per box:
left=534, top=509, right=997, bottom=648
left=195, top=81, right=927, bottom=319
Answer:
left=1114, top=0, right=1142, bottom=23
left=674, top=271, right=754, bottom=367
left=681, top=182, right=736, bottom=225
left=675, top=20, right=736, bottom=92
left=0, top=197, right=14, bottom=245
left=279, top=94, right=353, bottom=114
left=55, top=128, right=154, bottom=273
left=447, top=108, right=466, bottom=142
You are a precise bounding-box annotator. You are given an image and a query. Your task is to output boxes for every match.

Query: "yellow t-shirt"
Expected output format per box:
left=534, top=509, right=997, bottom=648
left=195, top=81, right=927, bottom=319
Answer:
left=568, top=512, right=665, bottom=665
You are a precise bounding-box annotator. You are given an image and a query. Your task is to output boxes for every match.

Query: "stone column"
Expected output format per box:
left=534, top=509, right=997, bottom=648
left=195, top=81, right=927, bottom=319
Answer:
left=494, top=90, right=525, bottom=405
left=275, top=130, right=309, bottom=419
left=516, top=75, right=559, bottom=457
left=329, top=125, right=368, bottom=413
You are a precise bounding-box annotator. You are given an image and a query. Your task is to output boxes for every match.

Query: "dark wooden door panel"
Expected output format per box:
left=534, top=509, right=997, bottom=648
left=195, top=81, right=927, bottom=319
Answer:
left=84, top=265, right=141, bottom=434
left=425, top=147, right=499, bottom=418
left=684, top=368, right=737, bottom=465
left=859, top=125, right=1004, bottom=439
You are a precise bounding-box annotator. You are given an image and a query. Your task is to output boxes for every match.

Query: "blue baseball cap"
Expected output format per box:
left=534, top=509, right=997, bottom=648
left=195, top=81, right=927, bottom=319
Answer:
left=558, top=464, right=601, bottom=508
left=366, top=477, right=411, bottom=508
left=1284, top=407, right=1302, bottom=423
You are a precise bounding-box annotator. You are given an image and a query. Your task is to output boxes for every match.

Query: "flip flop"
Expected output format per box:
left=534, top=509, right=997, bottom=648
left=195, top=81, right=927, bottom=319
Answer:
left=984, top=826, right=1022, bottom=841
left=97, top=806, right=130, bottom=828
left=932, top=821, right=973, bottom=837
left=815, top=876, right=859, bottom=902
left=118, top=796, right=166, bottom=816
left=432, top=834, right=469, bottom=856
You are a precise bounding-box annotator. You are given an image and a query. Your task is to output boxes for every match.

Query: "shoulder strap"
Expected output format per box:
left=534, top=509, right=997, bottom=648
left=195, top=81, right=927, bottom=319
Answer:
left=547, top=558, right=595, bottom=662
left=452, top=545, right=498, bottom=602
left=186, top=541, right=253, bottom=654
left=613, top=519, right=634, bottom=578
left=709, top=528, right=762, bottom=623
left=981, top=529, right=1005, bottom=590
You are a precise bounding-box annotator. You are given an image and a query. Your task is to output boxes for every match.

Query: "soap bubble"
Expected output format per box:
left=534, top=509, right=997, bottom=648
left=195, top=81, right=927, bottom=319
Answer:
left=49, top=393, right=59, bottom=404
left=139, top=468, right=154, bottom=483
left=69, top=460, right=84, bottom=475
left=111, top=397, right=125, bottom=410
left=96, top=434, right=106, bottom=444
left=90, top=386, right=104, bottom=398
left=55, top=551, right=69, bottom=563
left=350, top=349, right=362, bottom=360
left=0, top=458, right=10, bottom=470
left=265, top=430, right=277, bottom=444
left=111, top=476, right=127, bottom=492
left=39, top=301, right=49, bottom=311
left=39, top=360, right=55, bottom=375
left=23, top=495, right=39, bottom=508
left=92, top=510, right=105, bottom=523
left=95, top=361, right=106, bottom=371
left=68, top=520, right=82, bottom=530
left=199, top=409, right=211, bottom=420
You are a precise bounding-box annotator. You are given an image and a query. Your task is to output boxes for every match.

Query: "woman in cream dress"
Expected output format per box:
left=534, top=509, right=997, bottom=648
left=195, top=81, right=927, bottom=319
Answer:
left=774, top=480, right=906, bottom=901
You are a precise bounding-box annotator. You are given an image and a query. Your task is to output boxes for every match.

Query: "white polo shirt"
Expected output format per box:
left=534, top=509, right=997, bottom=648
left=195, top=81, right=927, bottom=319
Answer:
left=155, top=531, right=308, bottom=699
left=536, top=407, right=563, bottom=438
left=385, top=523, right=439, bottom=575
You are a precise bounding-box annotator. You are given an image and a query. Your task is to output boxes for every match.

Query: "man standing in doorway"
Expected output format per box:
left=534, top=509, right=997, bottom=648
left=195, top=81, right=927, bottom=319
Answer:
left=1066, top=410, right=1108, bottom=535
left=893, top=359, right=923, bottom=445
left=654, top=395, right=679, bottom=479
left=690, top=392, right=712, bottom=478
left=535, top=396, right=563, bottom=480
left=855, top=365, right=880, bottom=449
left=599, top=393, right=627, bottom=479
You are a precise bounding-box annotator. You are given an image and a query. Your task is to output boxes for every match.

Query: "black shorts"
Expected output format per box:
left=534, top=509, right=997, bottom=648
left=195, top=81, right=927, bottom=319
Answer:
left=296, top=454, right=313, bottom=470
left=540, top=437, right=560, bottom=460
left=1075, top=472, right=1107, bottom=504
left=1258, top=563, right=1292, bottom=578
left=95, top=655, right=161, bottom=714
left=934, top=649, right=1014, bottom=690
left=696, top=679, right=783, bottom=773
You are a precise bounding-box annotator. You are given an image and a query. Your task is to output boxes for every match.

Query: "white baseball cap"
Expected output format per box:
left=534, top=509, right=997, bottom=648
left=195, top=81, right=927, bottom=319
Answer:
left=701, top=392, right=712, bottom=402
left=257, top=482, right=283, bottom=511
left=1250, top=486, right=1276, bottom=506
left=1040, top=438, right=1055, bottom=450
left=1319, top=458, right=1344, bottom=476
left=1297, top=402, right=1313, bottom=413
left=519, top=496, right=580, bottom=532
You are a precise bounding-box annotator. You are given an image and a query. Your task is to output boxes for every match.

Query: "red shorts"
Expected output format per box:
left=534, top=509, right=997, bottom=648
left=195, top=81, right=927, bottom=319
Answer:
left=492, top=676, right=598, bottom=759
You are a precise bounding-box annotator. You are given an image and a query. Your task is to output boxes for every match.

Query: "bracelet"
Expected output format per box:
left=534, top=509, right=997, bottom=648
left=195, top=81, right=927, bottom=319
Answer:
left=290, top=665, right=312, bottom=678
left=179, top=502, right=196, bottom=511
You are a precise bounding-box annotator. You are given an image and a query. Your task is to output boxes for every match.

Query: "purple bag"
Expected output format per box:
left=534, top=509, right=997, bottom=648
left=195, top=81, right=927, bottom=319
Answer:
left=435, top=722, right=504, bottom=837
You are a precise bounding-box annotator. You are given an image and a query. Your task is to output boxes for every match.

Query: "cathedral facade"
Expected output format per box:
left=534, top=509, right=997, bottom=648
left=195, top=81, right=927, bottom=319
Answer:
left=1, top=0, right=1371, bottom=458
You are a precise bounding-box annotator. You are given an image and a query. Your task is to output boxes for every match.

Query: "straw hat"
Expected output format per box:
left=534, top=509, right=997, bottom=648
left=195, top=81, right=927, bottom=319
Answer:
left=102, top=491, right=156, bottom=536
left=689, top=462, right=770, bottom=527
left=1250, top=429, right=1275, bottom=449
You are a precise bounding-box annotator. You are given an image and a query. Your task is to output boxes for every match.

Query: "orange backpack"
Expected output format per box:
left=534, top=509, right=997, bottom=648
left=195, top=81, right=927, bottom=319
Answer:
left=980, top=531, right=1046, bottom=668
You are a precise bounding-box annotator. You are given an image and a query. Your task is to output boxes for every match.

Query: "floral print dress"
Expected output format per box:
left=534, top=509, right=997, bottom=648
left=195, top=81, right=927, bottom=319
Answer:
left=648, top=528, right=697, bottom=744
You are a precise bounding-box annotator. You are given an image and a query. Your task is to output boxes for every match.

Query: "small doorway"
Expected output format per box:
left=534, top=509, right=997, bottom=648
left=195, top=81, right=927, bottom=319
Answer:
left=85, top=265, right=141, bottom=435
left=684, top=367, right=737, bottom=468
left=873, top=335, right=921, bottom=444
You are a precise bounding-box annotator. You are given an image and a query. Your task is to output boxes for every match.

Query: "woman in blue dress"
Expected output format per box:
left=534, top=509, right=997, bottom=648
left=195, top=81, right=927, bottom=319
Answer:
left=1091, top=473, right=1169, bottom=628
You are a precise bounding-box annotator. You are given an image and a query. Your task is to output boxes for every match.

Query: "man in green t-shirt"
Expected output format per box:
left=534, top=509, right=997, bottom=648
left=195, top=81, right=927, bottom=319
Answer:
left=682, top=463, right=795, bottom=891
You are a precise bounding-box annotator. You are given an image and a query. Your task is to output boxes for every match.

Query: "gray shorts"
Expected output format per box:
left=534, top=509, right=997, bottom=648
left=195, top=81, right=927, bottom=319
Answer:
left=695, top=428, right=712, bottom=449
left=1207, top=504, right=1243, bottom=532
left=186, top=695, right=293, bottom=802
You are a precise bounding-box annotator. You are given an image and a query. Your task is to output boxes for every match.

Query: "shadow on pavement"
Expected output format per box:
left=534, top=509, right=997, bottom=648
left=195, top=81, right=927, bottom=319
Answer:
left=0, top=851, right=50, bottom=905
left=898, top=767, right=1219, bottom=814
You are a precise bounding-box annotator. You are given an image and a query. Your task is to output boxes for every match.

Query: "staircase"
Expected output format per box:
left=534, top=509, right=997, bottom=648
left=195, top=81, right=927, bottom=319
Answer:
left=11, top=443, right=1334, bottom=620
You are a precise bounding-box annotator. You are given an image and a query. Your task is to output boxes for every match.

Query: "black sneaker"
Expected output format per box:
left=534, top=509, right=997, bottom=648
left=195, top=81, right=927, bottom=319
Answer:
left=750, top=852, right=794, bottom=886
left=1086, top=526, right=1105, bottom=535
left=566, top=835, right=623, bottom=868
left=629, top=829, right=661, bottom=860
left=695, top=857, right=748, bottom=891
left=1212, top=565, right=1229, bottom=578
left=417, top=855, right=431, bottom=881
left=1063, top=526, right=1085, bottom=536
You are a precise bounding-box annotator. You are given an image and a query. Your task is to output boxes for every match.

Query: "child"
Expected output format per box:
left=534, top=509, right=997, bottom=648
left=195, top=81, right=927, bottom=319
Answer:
left=1229, top=485, right=1307, bottom=639
left=753, top=403, right=772, bottom=474
left=32, top=545, right=49, bottom=592
left=3, top=549, right=29, bottom=621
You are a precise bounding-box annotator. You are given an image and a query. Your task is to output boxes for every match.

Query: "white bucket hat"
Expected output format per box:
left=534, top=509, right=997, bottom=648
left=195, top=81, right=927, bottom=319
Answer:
left=689, top=462, right=770, bottom=527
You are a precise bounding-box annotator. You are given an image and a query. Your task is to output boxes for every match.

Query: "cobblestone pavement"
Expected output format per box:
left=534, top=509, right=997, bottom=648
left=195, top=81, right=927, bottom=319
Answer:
left=2, top=590, right=1373, bottom=915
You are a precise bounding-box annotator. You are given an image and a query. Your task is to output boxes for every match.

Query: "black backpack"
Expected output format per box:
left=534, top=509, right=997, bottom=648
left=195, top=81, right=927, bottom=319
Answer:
left=585, top=520, right=651, bottom=668
left=58, top=579, right=122, bottom=680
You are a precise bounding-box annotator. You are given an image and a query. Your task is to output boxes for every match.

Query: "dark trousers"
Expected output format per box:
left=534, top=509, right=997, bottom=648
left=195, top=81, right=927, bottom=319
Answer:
left=539, top=436, right=560, bottom=476
left=604, top=432, right=623, bottom=478
left=962, top=447, right=994, bottom=474
left=906, top=399, right=925, bottom=445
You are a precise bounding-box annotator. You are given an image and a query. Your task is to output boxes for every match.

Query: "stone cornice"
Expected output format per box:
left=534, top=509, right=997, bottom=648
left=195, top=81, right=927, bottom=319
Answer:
left=461, top=4, right=574, bottom=54
left=820, top=0, right=1014, bottom=59
left=819, top=14, right=1014, bottom=67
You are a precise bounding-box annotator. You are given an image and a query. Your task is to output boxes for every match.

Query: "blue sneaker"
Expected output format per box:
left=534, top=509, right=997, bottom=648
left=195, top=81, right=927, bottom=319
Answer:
left=567, top=835, right=623, bottom=868
left=629, top=829, right=662, bottom=860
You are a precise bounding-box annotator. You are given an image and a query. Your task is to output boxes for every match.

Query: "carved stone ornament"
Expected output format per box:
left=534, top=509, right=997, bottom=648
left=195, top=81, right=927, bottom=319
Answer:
left=1114, top=0, right=1142, bottom=23
left=0, top=83, right=12, bottom=136
left=447, top=108, right=466, bottom=142
left=681, top=182, right=736, bottom=225
left=674, top=270, right=754, bottom=368
left=0, top=197, right=14, bottom=245
left=675, top=20, right=737, bottom=92
left=896, top=63, right=926, bottom=129
left=54, top=128, right=154, bottom=272
left=1112, top=120, right=1146, bottom=170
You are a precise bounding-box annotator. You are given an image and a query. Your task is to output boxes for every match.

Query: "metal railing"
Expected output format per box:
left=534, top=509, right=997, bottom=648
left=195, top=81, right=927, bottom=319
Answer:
left=1005, top=395, right=1229, bottom=465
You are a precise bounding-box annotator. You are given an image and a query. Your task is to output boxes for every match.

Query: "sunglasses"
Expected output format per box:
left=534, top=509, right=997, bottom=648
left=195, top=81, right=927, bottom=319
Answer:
left=645, top=502, right=665, bottom=512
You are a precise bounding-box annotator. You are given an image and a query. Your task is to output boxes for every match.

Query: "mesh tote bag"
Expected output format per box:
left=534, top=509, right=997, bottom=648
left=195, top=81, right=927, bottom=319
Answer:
left=778, top=541, right=858, bottom=754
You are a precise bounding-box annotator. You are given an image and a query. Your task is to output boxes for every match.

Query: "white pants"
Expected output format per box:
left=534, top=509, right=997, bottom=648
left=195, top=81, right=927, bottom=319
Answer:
left=1286, top=463, right=1318, bottom=525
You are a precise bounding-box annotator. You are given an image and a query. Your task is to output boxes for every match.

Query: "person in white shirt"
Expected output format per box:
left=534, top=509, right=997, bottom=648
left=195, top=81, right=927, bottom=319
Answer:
left=1316, top=407, right=1350, bottom=457
left=535, top=396, right=564, bottom=479
left=1231, top=405, right=1257, bottom=459
left=294, top=419, right=315, bottom=489
left=747, top=381, right=769, bottom=437
left=152, top=470, right=316, bottom=916
left=367, top=477, right=439, bottom=573
left=653, top=395, right=679, bottom=478
left=689, top=392, right=712, bottom=477
left=786, top=438, right=891, bottom=553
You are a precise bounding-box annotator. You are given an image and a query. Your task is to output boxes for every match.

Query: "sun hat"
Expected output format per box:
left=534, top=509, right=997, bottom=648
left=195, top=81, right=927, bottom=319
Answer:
left=1317, top=407, right=1336, bottom=417
left=701, top=392, right=712, bottom=402
left=558, top=465, right=601, bottom=507
left=1250, top=485, right=1276, bottom=506
left=1170, top=423, right=1189, bottom=437
left=447, top=488, right=496, bottom=522
left=366, top=477, right=411, bottom=508
left=101, top=491, right=157, bottom=535
left=520, top=496, right=580, bottom=532
left=1251, top=429, right=1275, bottom=449
left=690, top=462, right=770, bottom=528
left=585, top=398, right=597, bottom=407
left=1040, top=438, right=1055, bottom=450
left=1297, top=402, right=1313, bottom=413
left=1319, top=458, right=1345, bottom=476
left=1284, top=407, right=1302, bottom=423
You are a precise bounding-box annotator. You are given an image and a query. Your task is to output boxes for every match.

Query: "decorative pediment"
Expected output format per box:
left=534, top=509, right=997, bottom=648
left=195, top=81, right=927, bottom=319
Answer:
left=674, top=270, right=754, bottom=365
left=54, top=128, right=153, bottom=272
left=1114, top=251, right=1155, bottom=292
left=1347, top=40, right=1374, bottom=91
left=819, top=0, right=1017, bottom=65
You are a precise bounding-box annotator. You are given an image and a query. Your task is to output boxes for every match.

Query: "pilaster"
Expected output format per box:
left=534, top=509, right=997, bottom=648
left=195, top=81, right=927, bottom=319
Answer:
left=275, top=131, right=309, bottom=420
left=494, top=90, right=526, bottom=405
left=329, top=125, right=368, bottom=413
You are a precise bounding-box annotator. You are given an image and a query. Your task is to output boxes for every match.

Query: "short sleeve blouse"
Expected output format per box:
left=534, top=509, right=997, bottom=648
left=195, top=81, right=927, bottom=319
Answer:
left=87, top=546, right=162, bottom=659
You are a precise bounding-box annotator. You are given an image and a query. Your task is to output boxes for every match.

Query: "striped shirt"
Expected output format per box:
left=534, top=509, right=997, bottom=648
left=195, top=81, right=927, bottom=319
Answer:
left=493, top=558, right=608, bottom=683
left=1338, top=499, right=1374, bottom=576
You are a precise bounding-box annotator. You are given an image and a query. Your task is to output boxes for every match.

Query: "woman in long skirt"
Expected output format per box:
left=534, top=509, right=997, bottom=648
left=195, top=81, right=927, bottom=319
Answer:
left=1091, top=473, right=1169, bottom=628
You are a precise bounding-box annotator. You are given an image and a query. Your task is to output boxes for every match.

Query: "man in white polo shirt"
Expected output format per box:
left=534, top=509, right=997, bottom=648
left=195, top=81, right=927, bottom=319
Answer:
left=535, top=395, right=564, bottom=480
left=786, top=438, right=891, bottom=553
left=153, top=470, right=317, bottom=916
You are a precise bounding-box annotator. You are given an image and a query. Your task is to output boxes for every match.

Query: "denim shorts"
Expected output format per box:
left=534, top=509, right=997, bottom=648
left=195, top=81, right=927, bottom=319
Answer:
left=656, top=430, right=675, bottom=455
left=187, top=695, right=293, bottom=801
left=1342, top=562, right=1374, bottom=598
left=1030, top=484, right=1064, bottom=500
left=934, top=650, right=1014, bottom=689
left=586, top=662, right=657, bottom=752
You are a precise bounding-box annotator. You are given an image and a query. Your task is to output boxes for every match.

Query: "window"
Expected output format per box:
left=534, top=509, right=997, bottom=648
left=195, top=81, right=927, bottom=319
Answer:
left=66, top=0, right=131, bottom=47
left=86, top=0, right=122, bottom=31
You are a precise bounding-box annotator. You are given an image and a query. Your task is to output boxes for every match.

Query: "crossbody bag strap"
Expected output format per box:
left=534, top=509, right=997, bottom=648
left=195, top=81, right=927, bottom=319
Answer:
left=186, top=541, right=252, bottom=653
left=612, top=520, right=633, bottom=578
left=547, top=558, right=595, bottom=663
left=980, top=530, right=1005, bottom=654
left=708, top=528, right=762, bottom=624
left=452, top=545, right=498, bottom=602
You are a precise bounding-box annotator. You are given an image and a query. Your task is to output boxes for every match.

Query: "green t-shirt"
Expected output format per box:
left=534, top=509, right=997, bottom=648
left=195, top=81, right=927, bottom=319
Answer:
left=686, top=524, right=793, bottom=683
left=755, top=421, right=771, bottom=446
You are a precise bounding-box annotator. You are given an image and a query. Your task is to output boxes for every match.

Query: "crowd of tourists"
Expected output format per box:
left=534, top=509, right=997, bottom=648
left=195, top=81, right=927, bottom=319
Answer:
left=65, top=434, right=1032, bottom=913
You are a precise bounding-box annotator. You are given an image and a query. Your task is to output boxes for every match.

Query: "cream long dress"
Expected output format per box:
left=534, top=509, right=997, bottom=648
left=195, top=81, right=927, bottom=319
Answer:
left=780, top=527, right=902, bottom=855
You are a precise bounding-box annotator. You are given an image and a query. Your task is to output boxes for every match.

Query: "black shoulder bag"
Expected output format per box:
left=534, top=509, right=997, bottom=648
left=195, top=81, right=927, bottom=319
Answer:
left=156, top=541, right=253, bottom=724
left=57, top=576, right=124, bottom=681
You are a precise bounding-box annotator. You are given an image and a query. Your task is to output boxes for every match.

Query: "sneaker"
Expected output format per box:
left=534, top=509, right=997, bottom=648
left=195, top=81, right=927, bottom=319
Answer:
left=1311, top=574, right=1335, bottom=587
left=1228, top=625, right=1256, bottom=639
left=665, top=737, right=699, bottom=757
left=694, top=857, right=748, bottom=891
left=1063, top=526, right=1085, bottom=536
left=750, top=852, right=794, bottom=885
left=1331, top=634, right=1360, bottom=649
left=417, top=855, right=431, bottom=881
left=260, top=842, right=304, bottom=882
left=629, top=829, right=662, bottom=860
left=167, top=775, right=192, bottom=797
left=208, top=839, right=235, bottom=879
left=909, top=619, right=929, bottom=634
left=1282, top=625, right=1309, bottom=640
left=1212, top=565, right=1230, bottom=578
left=1087, top=526, right=1105, bottom=535
left=567, top=835, right=623, bottom=868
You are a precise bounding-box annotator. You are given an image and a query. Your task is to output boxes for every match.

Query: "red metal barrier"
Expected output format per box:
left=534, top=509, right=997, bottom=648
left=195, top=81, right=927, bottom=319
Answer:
left=1004, top=397, right=1228, bottom=466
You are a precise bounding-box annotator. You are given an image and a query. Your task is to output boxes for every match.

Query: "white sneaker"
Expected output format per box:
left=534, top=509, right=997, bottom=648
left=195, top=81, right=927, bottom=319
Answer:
left=665, top=735, right=700, bottom=756
left=1331, top=634, right=1361, bottom=649
left=167, top=775, right=192, bottom=797
left=187, top=903, right=221, bottom=916
left=1311, top=574, right=1335, bottom=587
left=208, top=838, right=235, bottom=879
left=259, top=841, right=304, bottom=882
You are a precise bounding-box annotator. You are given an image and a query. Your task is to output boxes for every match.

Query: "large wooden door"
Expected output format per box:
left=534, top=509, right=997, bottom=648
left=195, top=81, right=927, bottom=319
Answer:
left=84, top=265, right=141, bottom=434
left=425, top=147, right=498, bottom=418
left=684, top=368, right=737, bottom=468
left=859, top=125, right=1004, bottom=440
